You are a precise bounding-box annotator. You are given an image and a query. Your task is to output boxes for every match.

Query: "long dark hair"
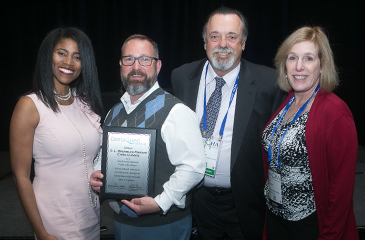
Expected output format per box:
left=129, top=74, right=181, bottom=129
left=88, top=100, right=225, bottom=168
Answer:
left=33, top=27, right=103, bottom=116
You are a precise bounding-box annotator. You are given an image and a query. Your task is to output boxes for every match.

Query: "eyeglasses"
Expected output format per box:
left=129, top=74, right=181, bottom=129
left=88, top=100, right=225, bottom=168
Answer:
left=208, top=33, right=241, bottom=43
left=121, top=56, right=158, bottom=66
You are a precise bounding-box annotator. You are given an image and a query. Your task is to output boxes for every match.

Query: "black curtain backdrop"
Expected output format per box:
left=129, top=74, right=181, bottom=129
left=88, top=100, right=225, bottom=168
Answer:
left=1, top=0, right=364, bottom=151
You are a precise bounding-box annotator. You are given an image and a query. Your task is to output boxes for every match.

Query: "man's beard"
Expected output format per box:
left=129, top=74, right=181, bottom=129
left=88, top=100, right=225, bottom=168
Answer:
left=121, top=69, right=157, bottom=96
left=210, top=47, right=235, bottom=71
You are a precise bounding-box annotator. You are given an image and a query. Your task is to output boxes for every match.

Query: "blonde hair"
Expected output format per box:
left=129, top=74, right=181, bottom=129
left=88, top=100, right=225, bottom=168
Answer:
left=275, top=26, right=338, bottom=92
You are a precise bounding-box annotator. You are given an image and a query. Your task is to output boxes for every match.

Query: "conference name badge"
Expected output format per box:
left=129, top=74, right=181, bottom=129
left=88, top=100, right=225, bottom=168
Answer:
left=268, top=169, right=283, bottom=208
left=203, top=138, right=220, bottom=177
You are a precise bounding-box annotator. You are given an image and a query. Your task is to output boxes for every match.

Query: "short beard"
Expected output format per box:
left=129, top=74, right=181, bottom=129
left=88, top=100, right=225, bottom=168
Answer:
left=121, top=69, right=157, bottom=96
left=210, top=47, right=235, bottom=71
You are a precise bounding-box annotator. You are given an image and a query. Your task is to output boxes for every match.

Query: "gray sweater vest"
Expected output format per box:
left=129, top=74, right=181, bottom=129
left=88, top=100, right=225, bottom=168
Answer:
left=103, top=88, right=191, bottom=227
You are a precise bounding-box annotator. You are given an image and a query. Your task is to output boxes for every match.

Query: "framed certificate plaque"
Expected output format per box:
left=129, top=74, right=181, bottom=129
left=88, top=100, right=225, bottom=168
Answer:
left=100, top=126, right=156, bottom=200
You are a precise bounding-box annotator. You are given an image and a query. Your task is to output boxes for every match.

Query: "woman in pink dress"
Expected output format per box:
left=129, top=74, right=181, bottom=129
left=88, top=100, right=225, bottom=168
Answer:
left=10, top=27, right=103, bottom=240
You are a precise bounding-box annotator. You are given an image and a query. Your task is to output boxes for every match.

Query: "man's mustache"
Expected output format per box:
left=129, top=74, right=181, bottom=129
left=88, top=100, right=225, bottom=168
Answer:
left=127, top=69, right=147, bottom=79
left=212, top=47, right=234, bottom=55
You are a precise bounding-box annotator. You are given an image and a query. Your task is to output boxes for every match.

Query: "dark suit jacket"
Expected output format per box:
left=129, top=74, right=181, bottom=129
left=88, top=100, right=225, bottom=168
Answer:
left=171, top=58, right=286, bottom=240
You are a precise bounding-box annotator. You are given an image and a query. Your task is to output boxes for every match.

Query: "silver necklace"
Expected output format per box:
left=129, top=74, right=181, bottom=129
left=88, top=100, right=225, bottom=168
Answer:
left=54, top=88, right=72, bottom=101
left=56, top=99, right=98, bottom=208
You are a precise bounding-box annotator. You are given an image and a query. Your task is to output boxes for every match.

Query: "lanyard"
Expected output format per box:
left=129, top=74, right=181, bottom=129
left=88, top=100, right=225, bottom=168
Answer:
left=202, top=63, right=239, bottom=140
left=268, top=84, right=319, bottom=168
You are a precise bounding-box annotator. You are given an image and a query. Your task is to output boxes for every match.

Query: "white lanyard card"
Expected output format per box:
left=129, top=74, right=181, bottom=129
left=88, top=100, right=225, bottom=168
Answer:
left=203, top=138, right=221, bottom=177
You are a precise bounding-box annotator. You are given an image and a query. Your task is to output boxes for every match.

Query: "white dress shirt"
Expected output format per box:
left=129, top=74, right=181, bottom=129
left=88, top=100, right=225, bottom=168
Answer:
left=95, top=82, right=205, bottom=213
left=195, top=61, right=240, bottom=188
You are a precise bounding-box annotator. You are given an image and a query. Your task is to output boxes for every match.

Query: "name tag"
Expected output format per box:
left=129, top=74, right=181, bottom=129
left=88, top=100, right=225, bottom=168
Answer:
left=268, top=169, right=283, bottom=208
left=203, top=138, right=221, bottom=177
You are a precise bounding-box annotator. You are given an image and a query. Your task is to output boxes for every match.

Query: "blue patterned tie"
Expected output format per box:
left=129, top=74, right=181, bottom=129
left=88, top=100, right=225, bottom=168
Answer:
left=200, top=77, right=226, bottom=138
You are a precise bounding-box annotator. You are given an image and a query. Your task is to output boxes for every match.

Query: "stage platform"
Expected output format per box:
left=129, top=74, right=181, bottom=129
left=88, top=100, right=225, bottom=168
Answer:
left=1, top=146, right=364, bottom=239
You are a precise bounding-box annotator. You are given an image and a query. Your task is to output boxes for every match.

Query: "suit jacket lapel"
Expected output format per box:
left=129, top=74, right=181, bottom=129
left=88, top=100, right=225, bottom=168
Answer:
left=186, top=59, right=206, bottom=111
left=230, top=60, right=257, bottom=171
left=184, top=58, right=256, bottom=171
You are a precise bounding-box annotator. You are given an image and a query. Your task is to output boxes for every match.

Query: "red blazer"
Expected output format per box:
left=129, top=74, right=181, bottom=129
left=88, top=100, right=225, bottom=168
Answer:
left=262, top=90, right=358, bottom=240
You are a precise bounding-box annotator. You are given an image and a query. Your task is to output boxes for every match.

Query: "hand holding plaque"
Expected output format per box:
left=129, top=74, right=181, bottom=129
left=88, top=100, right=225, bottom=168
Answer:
left=100, top=126, right=156, bottom=200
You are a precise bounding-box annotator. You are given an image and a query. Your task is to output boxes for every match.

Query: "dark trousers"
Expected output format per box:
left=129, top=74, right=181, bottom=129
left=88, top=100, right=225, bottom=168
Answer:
left=193, top=187, right=245, bottom=240
left=114, top=213, right=192, bottom=240
left=266, top=209, right=319, bottom=240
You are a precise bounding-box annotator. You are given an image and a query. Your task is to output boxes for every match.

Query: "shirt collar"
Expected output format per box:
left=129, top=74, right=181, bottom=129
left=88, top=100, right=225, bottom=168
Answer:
left=120, top=81, right=160, bottom=112
left=205, top=61, right=241, bottom=89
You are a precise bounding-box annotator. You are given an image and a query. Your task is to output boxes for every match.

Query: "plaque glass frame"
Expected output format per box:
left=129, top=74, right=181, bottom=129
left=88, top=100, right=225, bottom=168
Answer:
left=100, top=126, right=156, bottom=200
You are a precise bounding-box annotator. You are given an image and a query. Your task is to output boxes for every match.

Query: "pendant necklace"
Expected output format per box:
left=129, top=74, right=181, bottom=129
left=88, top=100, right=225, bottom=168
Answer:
left=56, top=99, right=98, bottom=208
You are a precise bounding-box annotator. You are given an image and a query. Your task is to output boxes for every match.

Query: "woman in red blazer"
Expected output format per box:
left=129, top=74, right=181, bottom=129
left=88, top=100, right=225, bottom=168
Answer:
left=262, top=26, right=358, bottom=240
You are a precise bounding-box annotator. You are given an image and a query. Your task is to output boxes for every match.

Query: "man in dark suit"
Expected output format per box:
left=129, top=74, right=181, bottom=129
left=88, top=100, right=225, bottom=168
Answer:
left=171, top=6, right=286, bottom=240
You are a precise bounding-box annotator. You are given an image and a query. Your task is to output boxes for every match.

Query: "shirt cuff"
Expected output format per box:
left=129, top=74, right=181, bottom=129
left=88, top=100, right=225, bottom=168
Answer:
left=154, top=191, right=179, bottom=215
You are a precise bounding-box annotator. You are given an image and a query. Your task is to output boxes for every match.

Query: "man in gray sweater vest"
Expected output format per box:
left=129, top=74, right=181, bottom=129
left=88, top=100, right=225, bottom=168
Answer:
left=90, top=34, right=205, bottom=240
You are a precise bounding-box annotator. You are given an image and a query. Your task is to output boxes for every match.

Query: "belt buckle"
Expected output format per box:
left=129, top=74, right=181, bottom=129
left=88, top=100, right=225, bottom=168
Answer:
left=215, top=188, right=223, bottom=195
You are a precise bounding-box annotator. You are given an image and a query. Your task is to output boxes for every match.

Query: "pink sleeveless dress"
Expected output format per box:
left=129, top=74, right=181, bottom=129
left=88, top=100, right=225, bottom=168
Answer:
left=27, top=93, right=101, bottom=240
